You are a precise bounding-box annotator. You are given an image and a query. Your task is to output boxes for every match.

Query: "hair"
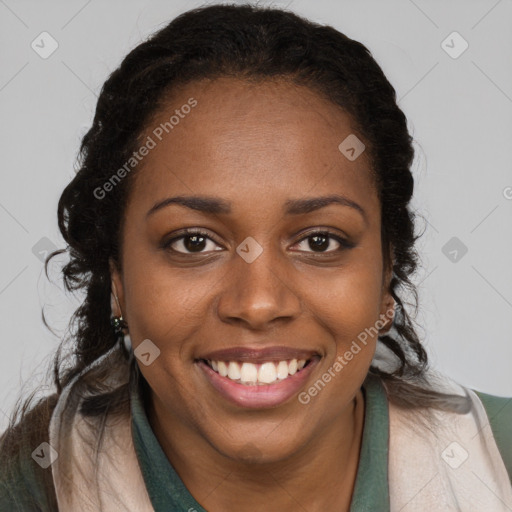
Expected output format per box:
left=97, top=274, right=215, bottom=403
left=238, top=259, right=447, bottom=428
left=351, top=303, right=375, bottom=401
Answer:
left=0, top=3, right=472, bottom=508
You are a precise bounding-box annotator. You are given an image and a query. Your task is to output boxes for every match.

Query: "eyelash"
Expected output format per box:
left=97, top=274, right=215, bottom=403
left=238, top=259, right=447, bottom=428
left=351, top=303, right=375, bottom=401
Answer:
left=161, top=228, right=354, bottom=255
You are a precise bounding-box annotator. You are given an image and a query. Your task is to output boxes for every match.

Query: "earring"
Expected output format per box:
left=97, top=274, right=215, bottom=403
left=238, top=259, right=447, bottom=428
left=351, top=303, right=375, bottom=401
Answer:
left=111, top=282, right=128, bottom=338
left=111, top=314, right=128, bottom=336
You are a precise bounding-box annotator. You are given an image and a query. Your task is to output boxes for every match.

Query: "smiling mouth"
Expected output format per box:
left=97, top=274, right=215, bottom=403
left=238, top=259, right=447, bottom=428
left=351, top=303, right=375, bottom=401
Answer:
left=199, top=358, right=315, bottom=386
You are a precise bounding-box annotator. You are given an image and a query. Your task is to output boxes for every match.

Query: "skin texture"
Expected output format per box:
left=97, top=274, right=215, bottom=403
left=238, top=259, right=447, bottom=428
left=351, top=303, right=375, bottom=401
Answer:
left=110, top=77, right=394, bottom=511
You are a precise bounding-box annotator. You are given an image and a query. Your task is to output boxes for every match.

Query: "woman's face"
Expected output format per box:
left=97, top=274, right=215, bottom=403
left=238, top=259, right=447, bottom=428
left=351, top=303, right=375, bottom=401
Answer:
left=112, top=77, right=393, bottom=462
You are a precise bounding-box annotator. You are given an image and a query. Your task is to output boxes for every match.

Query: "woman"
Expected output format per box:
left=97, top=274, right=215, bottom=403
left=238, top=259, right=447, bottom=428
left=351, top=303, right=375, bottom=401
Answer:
left=1, top=4, right=510, bottom=511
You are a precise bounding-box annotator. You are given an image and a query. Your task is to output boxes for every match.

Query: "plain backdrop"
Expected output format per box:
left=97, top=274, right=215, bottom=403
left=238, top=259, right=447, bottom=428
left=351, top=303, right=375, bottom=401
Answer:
left=1, top=0, right=511, bottom=430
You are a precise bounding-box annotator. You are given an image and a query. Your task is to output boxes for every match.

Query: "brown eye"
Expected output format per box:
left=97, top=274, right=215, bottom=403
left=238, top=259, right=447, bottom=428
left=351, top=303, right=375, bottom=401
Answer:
left=162, top=229, right=224, bottom=254
left=293, top=230, right=354, bottom=254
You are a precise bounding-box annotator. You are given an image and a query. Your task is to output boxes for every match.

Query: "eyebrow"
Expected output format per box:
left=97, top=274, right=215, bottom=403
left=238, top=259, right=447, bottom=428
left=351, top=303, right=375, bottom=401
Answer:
left=146, top=194, right=367, bottom=224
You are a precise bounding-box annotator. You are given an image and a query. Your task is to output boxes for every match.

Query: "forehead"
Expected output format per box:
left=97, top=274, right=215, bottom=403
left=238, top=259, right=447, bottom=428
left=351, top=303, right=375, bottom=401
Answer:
left=129, top=77, right=378, bottom=220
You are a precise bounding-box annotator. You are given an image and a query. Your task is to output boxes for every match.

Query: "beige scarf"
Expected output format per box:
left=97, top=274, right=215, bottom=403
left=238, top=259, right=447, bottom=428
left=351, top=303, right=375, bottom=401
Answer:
left=49, top=346, right=512, bottom=511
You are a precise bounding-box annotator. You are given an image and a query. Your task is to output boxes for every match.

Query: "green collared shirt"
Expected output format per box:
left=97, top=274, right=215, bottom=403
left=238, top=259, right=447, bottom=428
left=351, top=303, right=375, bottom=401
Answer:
left=131, top=374, right=396, bottom=511
left=131, top=374, right=512, bottom=511
left=1, top=374, right=511, bottom=511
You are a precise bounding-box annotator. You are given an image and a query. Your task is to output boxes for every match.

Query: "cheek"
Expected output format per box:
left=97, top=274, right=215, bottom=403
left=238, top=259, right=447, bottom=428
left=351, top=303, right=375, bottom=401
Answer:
left=307, top=260, right=383, bottom=336
left=121, top=245, right=211, bottom=357
left=303, top=262, right=384, bottom=384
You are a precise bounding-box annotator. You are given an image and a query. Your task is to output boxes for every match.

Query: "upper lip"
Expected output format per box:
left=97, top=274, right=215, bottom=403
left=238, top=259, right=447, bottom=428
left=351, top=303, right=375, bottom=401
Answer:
left=197, top=346, right=320, bottom=363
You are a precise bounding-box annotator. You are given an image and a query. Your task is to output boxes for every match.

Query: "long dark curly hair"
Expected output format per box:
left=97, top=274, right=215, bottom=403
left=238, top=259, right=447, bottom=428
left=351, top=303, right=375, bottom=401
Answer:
left=60, top=3, right=425, bottom=386
left=0, top=4, right=471, bottom=509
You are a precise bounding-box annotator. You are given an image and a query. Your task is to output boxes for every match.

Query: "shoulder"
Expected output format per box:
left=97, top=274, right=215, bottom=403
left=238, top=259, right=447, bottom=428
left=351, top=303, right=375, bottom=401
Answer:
left=0, top=393, right=59, bottom=511
left=473, top=389, right=512, bottom=484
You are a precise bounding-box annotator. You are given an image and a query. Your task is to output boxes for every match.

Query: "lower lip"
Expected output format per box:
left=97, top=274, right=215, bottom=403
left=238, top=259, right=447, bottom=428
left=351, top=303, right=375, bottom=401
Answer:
left=196, top=358, right=319, bottom=409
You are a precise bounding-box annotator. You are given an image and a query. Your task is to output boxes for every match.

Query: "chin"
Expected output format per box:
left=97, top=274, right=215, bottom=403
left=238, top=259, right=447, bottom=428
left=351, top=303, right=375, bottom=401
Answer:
left=213, top=432, right=305, bottom=466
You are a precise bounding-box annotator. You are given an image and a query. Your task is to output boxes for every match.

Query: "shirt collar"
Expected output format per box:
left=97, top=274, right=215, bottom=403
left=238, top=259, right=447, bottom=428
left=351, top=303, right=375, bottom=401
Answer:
left=130, top=371, right=389, bottom=511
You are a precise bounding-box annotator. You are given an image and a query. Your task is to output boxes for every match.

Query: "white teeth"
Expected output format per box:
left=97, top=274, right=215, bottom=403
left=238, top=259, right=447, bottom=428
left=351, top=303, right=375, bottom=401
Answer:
left=227, top=361, right=241, bottom=380
left=217, top=361, right=228, bottom=377
left=208, top=358, right=309, bottom=385
left=276, top=361, right=288, bottom=380
left=240, top=362, right=258, bottom=383
left=258, top=362, right=277, bottom=384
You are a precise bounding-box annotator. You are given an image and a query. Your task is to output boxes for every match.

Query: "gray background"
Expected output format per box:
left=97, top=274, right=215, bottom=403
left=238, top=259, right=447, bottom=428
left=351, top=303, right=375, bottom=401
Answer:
left=1, top=0, right=511, bottom=431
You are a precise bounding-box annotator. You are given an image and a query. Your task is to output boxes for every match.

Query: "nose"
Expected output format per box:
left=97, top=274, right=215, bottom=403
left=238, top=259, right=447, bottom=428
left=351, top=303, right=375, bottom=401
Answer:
left=216, top=245, right=301, bottom=330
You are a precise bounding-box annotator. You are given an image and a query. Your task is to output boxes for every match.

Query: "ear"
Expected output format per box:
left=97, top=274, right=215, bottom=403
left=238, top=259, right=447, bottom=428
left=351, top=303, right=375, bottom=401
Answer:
left=378, top=248, right=395, bottom=336
left=109, top=258, right=125, bottom=318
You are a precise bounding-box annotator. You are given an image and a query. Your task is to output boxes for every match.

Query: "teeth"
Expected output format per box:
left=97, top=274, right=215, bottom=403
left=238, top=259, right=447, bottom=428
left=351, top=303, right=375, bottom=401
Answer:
left=258, top=362, right=277, bottom=384
left=227, top=361, right=241, bottom=380
left=240, top=362, right=258, bottom=383
left=218, top=361, right=228, bottom=377
left=208, top=358, right=308, bottom=385
left=276, top=361, right=288, bottom=380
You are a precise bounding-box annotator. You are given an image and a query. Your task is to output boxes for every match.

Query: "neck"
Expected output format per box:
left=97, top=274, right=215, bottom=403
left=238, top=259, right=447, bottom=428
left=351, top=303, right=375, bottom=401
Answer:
left=147, top=387, right=365, bottom=511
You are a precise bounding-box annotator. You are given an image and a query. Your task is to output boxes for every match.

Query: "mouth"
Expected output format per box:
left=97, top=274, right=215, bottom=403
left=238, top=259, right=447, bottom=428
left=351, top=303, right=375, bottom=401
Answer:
left=200, top=358, right=312, bottom=385
left=195, top=347, right=321, bottom=409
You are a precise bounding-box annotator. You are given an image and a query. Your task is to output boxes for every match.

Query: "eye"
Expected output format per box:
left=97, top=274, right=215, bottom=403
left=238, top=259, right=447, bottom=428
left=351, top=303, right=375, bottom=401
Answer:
left=292, top=230, right=353, bottom=254
left=162, top=228, right=354, bottom=256
left=162, top=229, right=223, bottom=254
